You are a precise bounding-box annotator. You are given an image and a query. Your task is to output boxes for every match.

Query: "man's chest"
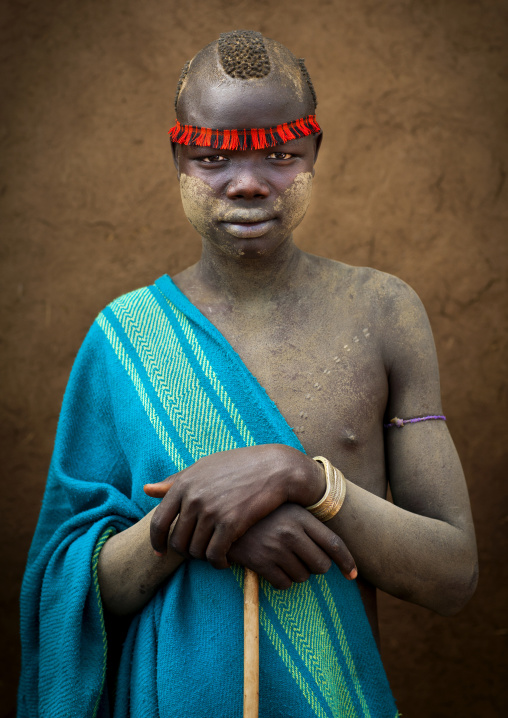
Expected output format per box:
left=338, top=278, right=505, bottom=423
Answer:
left=215, top=317, right=389, bottom=480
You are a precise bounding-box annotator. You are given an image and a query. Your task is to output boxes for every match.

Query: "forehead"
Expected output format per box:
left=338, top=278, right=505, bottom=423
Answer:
left=179, top=73, right=310, bottom=130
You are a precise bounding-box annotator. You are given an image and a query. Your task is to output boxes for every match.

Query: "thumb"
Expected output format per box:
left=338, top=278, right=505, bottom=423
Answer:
left=143, top=476, right=176, bottom=498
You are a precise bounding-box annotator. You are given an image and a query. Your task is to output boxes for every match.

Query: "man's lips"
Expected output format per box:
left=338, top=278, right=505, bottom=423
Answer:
left=219, top=208, right=277, bottom=239
left=219, top=208, right=275, bottom=224
left=221, top=218, right=276, bottom=239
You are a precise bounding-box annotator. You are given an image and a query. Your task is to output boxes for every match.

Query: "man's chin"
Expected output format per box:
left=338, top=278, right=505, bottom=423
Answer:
left=229, top=235, right=292, bottom=260
left=199, top=226, right=293, bottom=260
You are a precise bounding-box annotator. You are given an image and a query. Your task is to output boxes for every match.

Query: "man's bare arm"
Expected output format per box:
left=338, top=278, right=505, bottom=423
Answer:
left=97, top=504, right=357, bottom=615
left=324, top=278, right=477, bottom=615
left=98, top=445, right=324, bottom=615
left=326, top=450, right=477, bottom=616
left=97, top=508, right=184, bottom=615
left=97, top=451, right=357, bottom=615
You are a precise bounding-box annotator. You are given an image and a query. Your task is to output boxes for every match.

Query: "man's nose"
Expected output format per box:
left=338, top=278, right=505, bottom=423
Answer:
left=225, top=167, right=270, bottom=200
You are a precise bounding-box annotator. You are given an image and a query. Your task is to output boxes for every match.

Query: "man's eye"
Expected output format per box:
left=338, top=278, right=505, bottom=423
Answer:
left=267, top=152, right=293, bottom=160
left=200, top=155, right=228, bottom=163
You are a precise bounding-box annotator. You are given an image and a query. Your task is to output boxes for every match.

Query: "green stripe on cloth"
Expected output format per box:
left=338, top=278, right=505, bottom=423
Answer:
left=316, top=575, right=372, bottom=716
left=263, top=580, right=360, bottom=717
left=165, top=297, right=256, bottom=448
left=260, top=607, right=332, bottom=718
left=111, top=288, right=239, bottom=460
left=91, top=527, right=116, bottom=718
left=97, top=312, right=186, bottom=471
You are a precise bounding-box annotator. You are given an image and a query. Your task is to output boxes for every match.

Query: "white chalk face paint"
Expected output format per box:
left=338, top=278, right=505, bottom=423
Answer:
left=274, top=171, right=313, bottom=235
left=179, top=170, right=313, bottom=254
left=179, top=174, right=220, bottom=238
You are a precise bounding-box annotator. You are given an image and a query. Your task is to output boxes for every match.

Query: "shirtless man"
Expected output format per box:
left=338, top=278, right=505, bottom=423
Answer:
left=98, top=28, right=477, bottom=627
left=20, top=30, right=478, bottom=718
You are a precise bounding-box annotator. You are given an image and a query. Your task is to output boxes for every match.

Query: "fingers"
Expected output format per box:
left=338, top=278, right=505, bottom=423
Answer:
left=153, top=498, right=235, bottom=565
left=274, top=553, right=311, bottom=585
left=254, top=565, right=294, bottom=591
left=167, top=510, right=198, bottom=557
left=224, top=504, right=357, bottom=589
left=143, top=476, right=177, bottom=498
left=304, top=517, right=357, bottom=579
left=150, top=492, right=181, bottom=554
left=205, top=523, right=239, bottom=570
left=232, top=550, right=314, bottom=590
left=180, top=514, right=215, bottom=561
left=226, top=543, right=294, bottom=590
left=292, top=535, right=333, bottom=576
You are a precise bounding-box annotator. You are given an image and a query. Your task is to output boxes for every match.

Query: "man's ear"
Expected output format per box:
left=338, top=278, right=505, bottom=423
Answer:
left=171, top=141, right=180, bottom=178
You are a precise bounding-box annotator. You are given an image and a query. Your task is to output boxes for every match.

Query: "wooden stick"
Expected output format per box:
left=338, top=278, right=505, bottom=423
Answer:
left=243, top=567, right=259, bottom=718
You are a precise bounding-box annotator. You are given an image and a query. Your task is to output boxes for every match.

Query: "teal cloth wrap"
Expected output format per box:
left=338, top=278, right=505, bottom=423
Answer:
left=18, top=276, right=399, bottom=717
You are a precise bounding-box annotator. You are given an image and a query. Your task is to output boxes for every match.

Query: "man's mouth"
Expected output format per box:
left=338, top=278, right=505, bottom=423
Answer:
left=221, top=219, right=276, bottom=239
left=219, top=208, right=274, bottom=223
left=219, top=209, right=276, bottom=238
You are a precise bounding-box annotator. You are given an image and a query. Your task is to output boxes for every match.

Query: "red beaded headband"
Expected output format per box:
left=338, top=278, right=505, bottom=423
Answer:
left=168, top=114, right=321, bottom=151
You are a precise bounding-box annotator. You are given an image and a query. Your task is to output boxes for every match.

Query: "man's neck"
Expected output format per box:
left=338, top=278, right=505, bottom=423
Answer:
left=189, top=236, right=305, bottom=307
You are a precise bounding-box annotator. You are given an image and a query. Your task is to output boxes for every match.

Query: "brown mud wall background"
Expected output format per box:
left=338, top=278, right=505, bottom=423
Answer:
left=1, top=1, right=507, bottom=715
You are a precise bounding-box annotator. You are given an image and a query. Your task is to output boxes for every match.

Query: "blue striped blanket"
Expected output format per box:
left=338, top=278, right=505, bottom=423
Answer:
left=18, top=275, right=398, bottom=717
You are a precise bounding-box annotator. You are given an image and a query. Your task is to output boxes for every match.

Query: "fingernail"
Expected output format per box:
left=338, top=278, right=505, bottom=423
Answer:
left=154, top=550, right=164, bottom=557
left=348, top=568, right=358, bottom=580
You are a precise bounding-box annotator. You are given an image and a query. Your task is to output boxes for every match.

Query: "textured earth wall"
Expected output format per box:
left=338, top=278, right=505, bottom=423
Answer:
left=1, top=1, right=507, bottom=716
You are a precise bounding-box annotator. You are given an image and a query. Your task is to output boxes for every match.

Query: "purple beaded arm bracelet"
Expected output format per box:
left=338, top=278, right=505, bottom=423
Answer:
left=384, top=415, right=446, bottom=429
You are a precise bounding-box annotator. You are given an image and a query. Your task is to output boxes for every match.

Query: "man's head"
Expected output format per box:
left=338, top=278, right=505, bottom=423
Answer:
left=174, top=30, right=317, bottom=133
left=171, top=31, right=322, bottom=259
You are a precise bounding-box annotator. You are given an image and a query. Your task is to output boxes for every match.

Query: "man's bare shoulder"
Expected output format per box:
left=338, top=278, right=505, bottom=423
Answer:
left=305, top=254, right=424, bottom=317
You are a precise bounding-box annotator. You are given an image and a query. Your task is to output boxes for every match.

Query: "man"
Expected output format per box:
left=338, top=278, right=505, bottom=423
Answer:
left=19, top=30, right=477, bottom=717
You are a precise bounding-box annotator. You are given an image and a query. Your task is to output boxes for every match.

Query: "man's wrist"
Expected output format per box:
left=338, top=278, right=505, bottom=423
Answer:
left=307, top=457, right=347, bottom=522
left=287, top=451, right=326, bottom=506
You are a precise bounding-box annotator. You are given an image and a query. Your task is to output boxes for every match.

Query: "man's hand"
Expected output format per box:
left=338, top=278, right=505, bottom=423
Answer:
left=227, top=503, right=357, bottom=589
left=143, top=444, right=325, bottom=569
